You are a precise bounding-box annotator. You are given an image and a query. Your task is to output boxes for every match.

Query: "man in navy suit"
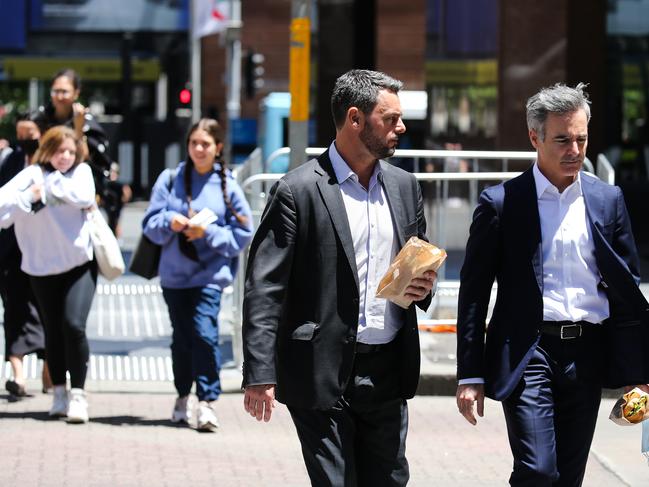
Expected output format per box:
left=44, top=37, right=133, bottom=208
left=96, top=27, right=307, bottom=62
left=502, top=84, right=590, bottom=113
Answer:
left=456, top=83, right=649, bottom=486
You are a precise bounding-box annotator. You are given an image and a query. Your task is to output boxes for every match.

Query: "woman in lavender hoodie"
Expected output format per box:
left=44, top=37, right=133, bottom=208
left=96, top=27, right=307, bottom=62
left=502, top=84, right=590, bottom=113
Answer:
left=142, top=118, right=253, bottom=432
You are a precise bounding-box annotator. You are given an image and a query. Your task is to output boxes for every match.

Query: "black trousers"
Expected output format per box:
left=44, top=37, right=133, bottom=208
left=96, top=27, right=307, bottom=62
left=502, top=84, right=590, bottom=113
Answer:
left=0, top=258, right=45, bottom=359
left=288, top=344, right=409, bottom=487
left=30, top=262, right=96, bottom=389
left=502, top=333, right=603, bottom=487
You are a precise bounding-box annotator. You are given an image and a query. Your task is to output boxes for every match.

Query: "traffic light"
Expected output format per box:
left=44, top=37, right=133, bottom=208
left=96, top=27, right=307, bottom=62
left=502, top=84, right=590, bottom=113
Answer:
left=178, top=83, right=192, bottom=107
left=244, top=51, right=265, bottom=98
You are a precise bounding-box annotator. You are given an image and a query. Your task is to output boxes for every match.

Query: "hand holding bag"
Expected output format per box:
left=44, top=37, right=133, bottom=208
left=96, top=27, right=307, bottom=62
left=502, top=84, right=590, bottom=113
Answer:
left=87, top=206, right=125, bottom=280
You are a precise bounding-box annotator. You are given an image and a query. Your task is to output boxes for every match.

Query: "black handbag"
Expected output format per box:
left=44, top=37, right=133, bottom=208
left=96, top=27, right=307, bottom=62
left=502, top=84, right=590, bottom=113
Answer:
left=128, top=168, right=176, bottom=279
left=128, top=234, right=161, bottom=279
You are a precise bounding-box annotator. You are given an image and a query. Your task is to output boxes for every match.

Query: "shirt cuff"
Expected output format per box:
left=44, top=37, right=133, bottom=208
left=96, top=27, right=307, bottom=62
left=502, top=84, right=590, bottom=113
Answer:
left=458, top=377, right=484, bottom=385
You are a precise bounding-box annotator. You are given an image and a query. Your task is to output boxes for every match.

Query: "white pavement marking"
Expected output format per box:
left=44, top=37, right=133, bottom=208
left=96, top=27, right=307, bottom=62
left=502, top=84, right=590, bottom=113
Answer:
left=108, top=293, right=116, bottom=336
left=118, top=292, right=128, bottom=337
left=129, top=293, right=141, bottom=337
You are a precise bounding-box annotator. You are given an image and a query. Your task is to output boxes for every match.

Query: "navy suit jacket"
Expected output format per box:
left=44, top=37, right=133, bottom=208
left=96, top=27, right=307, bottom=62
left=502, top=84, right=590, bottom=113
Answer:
left=242, top=150, right=431, bottom=409
left=457, top=167, right=649, bottom=401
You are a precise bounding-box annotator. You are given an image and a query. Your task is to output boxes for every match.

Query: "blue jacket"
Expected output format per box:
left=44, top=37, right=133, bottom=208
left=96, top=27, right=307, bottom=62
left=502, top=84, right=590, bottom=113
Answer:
left=457, top=167, right=649, bottom=400
left=142, top=162, right=253, bottom=290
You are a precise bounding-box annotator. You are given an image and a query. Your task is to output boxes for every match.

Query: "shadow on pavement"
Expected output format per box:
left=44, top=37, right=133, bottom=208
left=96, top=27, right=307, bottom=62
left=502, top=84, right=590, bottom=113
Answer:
left=89, top=415, right=190, bottom=428
left=0, top=410, right=53, bottom=421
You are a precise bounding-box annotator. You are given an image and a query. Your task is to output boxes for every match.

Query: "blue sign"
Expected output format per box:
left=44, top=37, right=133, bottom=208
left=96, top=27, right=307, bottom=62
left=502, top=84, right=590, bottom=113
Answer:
left=0, top=1, right=26, bottom=50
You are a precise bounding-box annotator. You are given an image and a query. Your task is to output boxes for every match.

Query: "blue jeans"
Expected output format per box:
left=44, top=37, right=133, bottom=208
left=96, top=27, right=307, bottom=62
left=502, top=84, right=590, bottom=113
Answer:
left=162, top=286, right=222, bottom=402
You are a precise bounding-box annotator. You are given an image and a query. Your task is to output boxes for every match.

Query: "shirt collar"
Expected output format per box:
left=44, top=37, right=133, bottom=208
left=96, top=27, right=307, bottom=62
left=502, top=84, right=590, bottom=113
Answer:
left=328, top=142, right=382, bottom=187
left=532, top=162, right=582, bottom=199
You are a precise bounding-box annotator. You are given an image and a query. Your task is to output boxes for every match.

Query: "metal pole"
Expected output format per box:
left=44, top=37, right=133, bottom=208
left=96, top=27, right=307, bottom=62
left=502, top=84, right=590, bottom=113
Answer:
left=190, top=1, right=201, bottom=123
left=226, top=0, right=242, bottom=120
left=289, top=0, right=311, bottom=170
left=225, top=0, right=242, bottom=163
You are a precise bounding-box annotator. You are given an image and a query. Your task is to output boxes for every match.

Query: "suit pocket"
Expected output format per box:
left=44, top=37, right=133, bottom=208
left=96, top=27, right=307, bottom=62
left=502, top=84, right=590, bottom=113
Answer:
left=291, top=321, right=319, bottom=341
left=403, top=220, right=418, bottom=240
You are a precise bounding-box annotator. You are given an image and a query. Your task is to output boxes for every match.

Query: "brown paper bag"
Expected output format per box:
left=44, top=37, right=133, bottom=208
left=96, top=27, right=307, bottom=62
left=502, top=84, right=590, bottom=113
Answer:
left=376, top=236, right=447, bottom=309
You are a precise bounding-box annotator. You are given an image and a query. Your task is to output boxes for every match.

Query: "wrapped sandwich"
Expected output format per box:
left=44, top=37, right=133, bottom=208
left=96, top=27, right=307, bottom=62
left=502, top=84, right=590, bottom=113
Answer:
left=609, top=387, right=649, bottom=425
left=376, top=236, right=446, bottom=309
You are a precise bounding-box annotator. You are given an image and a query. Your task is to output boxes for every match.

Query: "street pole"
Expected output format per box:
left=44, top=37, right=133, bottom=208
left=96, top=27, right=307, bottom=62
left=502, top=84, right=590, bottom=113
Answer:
left=225, top=0, right=242, bottom=163
left=289, top=0, right=311, bottom=170
left=190, top=1, right=201, bottom=123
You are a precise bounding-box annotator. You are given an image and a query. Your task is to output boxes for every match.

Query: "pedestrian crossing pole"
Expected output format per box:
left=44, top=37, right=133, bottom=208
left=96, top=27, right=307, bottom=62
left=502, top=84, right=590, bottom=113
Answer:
left=288, top=0, right=311, bottom=170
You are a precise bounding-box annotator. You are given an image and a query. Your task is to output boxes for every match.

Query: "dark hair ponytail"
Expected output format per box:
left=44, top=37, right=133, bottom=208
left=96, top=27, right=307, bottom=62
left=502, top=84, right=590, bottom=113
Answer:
left=184, top=118, right=248, bottom=226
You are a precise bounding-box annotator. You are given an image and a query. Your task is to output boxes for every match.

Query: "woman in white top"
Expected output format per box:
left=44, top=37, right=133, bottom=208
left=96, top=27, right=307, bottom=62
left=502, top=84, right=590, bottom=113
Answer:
left=0, top=125, right=96, bottom=423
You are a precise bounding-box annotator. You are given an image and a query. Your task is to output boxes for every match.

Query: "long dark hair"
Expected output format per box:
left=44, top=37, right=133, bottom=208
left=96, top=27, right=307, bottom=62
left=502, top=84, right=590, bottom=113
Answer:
left=184, top=118, right=247, bottom=225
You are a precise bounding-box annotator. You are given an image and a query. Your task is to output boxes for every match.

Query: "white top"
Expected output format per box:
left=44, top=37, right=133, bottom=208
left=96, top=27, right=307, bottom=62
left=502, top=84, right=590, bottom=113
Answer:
left=533, top=164, right=609, bottom=323
left=0, top=162, right=95, bottom=276
left=329, top=143, right=400, bottom=344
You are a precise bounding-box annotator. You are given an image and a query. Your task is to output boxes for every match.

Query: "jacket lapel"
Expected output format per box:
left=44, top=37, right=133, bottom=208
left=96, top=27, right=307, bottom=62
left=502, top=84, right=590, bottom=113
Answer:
left=514, top=168, right=543, bottom=294
left=581, top=175, right=606, bottom=234
left=379, top=161, right=407, bottom=248
left=315, top=153, right=360, bottom=290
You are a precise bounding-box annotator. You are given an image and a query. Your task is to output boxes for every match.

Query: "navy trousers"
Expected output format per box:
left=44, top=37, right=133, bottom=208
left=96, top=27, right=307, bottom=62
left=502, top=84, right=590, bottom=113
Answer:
left=502, top=334, right=602, bottom=487
left=162, top=286, right=222, bottom=402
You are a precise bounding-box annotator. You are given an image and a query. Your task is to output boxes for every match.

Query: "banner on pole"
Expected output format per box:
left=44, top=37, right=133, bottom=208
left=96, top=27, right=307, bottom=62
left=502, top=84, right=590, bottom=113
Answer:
left=192, top=0, right=229, bottom=39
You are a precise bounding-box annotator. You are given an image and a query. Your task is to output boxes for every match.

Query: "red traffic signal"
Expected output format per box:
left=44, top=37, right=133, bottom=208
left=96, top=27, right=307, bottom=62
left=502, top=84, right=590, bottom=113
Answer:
left=179, top=88, right=192, bottom=105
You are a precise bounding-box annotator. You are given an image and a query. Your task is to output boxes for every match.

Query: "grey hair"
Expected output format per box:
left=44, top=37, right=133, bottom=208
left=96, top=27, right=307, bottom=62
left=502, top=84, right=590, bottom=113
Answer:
left=526, top=82, right=591, bottom=140
left=331, top=69, right=403, bottom=129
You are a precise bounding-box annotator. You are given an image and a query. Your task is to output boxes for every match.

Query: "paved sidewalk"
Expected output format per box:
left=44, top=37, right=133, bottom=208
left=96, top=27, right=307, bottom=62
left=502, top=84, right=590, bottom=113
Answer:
left=1, top=389, right=647, bottom=486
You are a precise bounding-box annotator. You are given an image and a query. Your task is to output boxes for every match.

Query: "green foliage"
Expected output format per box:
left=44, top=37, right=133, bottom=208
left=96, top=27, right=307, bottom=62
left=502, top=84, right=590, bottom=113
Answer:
left=0, top=83, right=29, bottom=141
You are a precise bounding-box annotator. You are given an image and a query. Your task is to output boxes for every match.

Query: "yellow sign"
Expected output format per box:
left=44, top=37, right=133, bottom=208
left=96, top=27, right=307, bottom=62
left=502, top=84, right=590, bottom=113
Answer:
left=289, top=18, right=311, bottom=122
left=4, top=57, right=160, bottom=82
left=425, top=59, right=497, bottom=85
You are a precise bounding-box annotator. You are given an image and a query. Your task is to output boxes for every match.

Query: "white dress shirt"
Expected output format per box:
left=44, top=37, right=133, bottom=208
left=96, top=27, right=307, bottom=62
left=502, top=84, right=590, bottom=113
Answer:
left=329, top=143, right=401, bottom=344
left=533, top=163, right=609, bottom=323
left=458, top=164, right=609, bottom=386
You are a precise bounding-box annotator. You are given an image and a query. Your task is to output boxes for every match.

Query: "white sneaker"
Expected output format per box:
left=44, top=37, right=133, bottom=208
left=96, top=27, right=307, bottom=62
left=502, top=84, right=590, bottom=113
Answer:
left=171, top=395, right=193, bottom=424
left=49, top=386, right=68, bottom=418
left=197, top=401, right=219, bottom=432
left=66, top=388, right=89, bottom=424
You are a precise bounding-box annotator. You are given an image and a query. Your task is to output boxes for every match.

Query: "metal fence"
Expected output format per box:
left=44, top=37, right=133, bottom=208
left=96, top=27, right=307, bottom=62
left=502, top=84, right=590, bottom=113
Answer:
left=227, top=148, right=604, bottom=367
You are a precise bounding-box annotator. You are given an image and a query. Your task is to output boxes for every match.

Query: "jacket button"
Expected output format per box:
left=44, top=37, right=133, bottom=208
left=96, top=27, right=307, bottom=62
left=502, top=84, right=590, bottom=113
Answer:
left=347, top=335, right=355, bottom=344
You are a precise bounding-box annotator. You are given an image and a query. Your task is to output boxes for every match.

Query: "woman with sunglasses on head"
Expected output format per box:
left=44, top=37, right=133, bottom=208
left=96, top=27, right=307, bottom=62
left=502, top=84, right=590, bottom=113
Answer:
left=0, top=126, right=96, bottom=423
left=34, top=68, right=112, bottom=191
left=142, top=118, right=253, bottom=432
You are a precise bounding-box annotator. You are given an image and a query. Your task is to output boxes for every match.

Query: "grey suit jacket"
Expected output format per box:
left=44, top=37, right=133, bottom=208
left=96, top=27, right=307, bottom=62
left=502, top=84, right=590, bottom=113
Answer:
left=242, top=150, right=430, bottom=409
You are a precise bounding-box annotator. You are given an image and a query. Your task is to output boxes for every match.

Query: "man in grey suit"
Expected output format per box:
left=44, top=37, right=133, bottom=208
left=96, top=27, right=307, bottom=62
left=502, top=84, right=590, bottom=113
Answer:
left=241, top=69, right=436, bottom=486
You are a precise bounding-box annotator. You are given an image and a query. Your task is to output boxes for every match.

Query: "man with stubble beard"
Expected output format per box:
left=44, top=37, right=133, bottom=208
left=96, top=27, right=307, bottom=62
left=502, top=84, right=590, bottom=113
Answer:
left=241, top=69, right=437, bottom=486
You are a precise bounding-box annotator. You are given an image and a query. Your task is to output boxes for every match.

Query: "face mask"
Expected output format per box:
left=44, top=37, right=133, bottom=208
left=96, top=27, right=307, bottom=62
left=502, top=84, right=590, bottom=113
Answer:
left=16, top=139, right=39, bottom=156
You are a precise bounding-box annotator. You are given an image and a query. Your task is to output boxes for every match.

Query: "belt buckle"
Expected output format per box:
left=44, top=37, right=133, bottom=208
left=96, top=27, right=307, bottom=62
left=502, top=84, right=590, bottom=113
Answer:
left=560, top=324, right=582, bottom=340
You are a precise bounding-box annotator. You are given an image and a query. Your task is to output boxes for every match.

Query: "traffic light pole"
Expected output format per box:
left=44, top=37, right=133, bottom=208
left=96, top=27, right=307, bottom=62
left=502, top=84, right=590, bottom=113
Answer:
left=225, top=0, right=242, bottom=163
left=288, top=0, right=311, bottom=170
left=190, top=4, right=201, bottom=123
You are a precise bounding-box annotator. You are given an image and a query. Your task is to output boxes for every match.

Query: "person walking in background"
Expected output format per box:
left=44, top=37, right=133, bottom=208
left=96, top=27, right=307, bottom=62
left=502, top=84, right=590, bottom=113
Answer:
left=100, top=162, right=132, bottom=237
left=456, top=83, right=649, bottom=486
left=0, top=126, right=96, bottom=423
left=242, top=70, right=436, bottom=486
left=34, top=68, right=112, bottom=194
left=0, top=111, right=51, bottom=398
left=142, top=118, right=253, bottom=432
